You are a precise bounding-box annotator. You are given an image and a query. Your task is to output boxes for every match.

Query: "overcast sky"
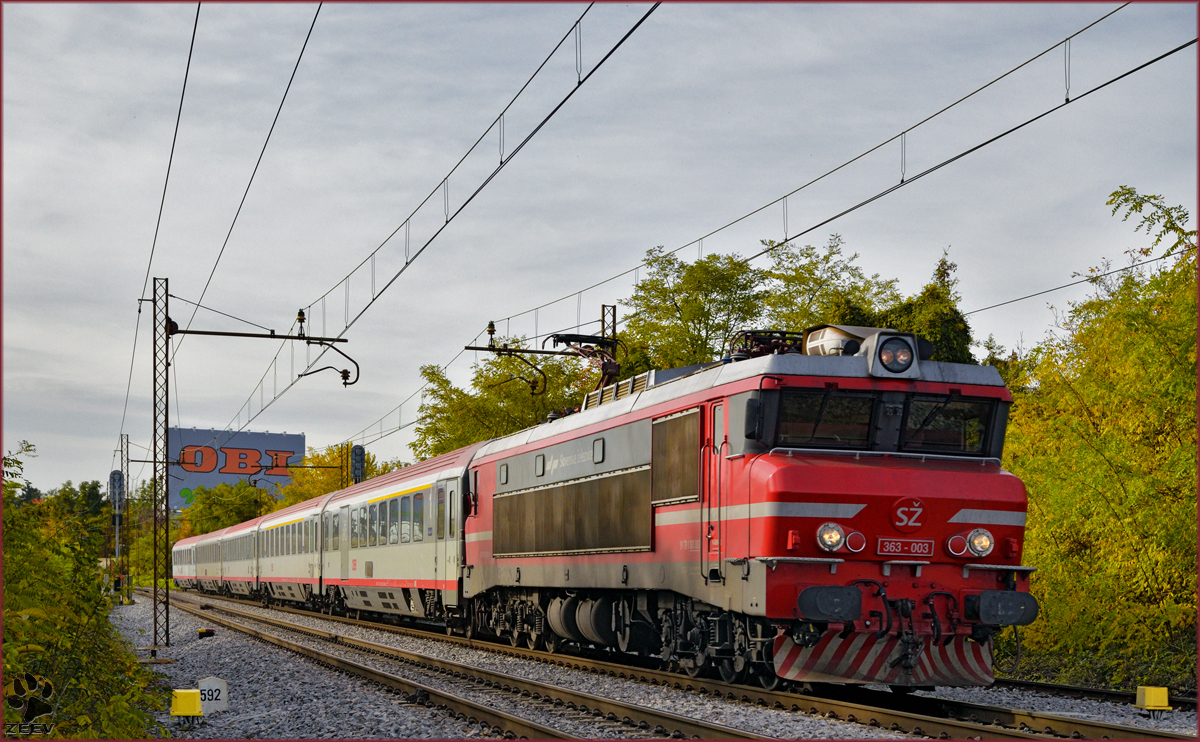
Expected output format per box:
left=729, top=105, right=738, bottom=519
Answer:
left=4, top=3, right=1195, bottom=492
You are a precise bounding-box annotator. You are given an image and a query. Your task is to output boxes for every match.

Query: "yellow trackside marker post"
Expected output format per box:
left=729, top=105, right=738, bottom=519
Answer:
left=171, top=689, right=203, bottom=727
left=1135, top=686, right=1172, bottom=719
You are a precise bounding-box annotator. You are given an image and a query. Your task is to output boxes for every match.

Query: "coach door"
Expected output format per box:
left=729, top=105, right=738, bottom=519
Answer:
left=435, top=479, right=457, bottom=606
left=339, top=505, right=351, bottom=581
left=703, top=402, right=726, bottom=583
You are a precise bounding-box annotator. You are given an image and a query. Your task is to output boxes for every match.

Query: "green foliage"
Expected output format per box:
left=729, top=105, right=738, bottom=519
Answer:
left=271, top=443, right=405, bottom=510
left=3, top=443, right=169, bottom=738
left=1002, top=188, right=1197, bottom=689
left=762, top=234, right=899, bottom=332
left=829, top=252, right=975, bottom=363
left=621, top=246, right=766, bottom=370
left=177, top=479, right=276, bottom=539
left=412, top=345, right=594, bottom=459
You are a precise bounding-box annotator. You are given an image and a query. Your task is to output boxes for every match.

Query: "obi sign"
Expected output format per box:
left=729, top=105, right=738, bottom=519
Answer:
left=168, top=428, right=304, bottom=509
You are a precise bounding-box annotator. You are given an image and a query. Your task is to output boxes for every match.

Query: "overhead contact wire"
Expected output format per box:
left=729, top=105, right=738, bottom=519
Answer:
left=220, top=4, right=659, bottom=438
left=174, top=2, right=322, bottom=359
left=487, top=4, right=1132, bottom=327
left=118, top=1, right=201, bottom=442
left=340, top=33, right=1195, bottom=451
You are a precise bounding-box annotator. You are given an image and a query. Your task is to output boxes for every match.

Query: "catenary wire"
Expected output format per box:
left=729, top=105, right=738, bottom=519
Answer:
left=480, top=4, right=1133, bottom=329
left=306, top=4, right=598, bottom=310
left=174, top=2, right=322, bottom=359
left=169, top=293, right=274, bottom=332
left=963, top=245, right=1194, bottom=315
left=336, top=35, right=1197, bottom=451
left=117, top=2, right=201, bottom=444
left=197, top=10, right=1181, bottom=459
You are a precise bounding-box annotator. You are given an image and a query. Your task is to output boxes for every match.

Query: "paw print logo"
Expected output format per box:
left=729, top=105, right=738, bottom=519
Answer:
left=5, top=673, right=55, bottom=723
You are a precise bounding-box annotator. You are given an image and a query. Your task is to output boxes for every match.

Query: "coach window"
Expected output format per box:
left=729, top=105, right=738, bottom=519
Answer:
left=401, top=497, right=412, bottom=543
left=351, top=509, right=359, bottom=548
left=534, top=454, right=545, bottom=477
left=389, top=498, right=399, bottom=544
left=378, top=503, right=388, bottom=546
left=413, top=493, right=425, bottom=542
left=369, top=504, right=378, bottom=547
left=304, top=521, right=309, bottom=553
left=332, top=513, right=340, bottom=550
left=437, top=486, right=446, bottom=540
left=359, top=508, right=368, bottom=549
left=499, top=463, right=508, bottom=486
left=323, top=513, right=330, bottom=551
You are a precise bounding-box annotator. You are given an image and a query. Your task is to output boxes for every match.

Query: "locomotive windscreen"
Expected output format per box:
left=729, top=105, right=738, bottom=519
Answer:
left=777, top=390, right=874, bottom=448
left=901, top=396, right=995, bottom=454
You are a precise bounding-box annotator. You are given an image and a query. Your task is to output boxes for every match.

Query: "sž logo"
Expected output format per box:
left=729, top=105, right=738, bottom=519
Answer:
left=5, top=672, right=55, bottom=735
left=891, top=497, right=925, bottom=533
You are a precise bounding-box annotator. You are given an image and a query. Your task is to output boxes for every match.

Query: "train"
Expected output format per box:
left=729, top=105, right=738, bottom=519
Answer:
left=172, top=324, right=1039, bottom=689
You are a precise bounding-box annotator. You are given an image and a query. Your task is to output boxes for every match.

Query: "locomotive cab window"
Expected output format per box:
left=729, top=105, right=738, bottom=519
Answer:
left=901, top=395, right=995, bottom=454
left=777, top=389, right=874, bottom=448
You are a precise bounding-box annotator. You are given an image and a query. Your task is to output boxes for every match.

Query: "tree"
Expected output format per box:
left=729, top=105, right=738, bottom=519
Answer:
left=412, top=346, right=594, bottom=459
left=3, top=443, right=169, bottom=736
left=270, top=442, right=406, bottom=510
left=176, top=480, right=275, bottom=539
left=3, top=440, right=36, bottom=502
left=621, top=246, right=765, bottom=371
left=1001, top=188, right=1196, bottom=688
left=762, top=234, right=899, bottom=333
left=825, top=252, right=975, bottom=363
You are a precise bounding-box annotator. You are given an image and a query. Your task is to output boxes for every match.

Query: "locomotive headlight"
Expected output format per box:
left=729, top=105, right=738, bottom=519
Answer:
left=816, top=523, right=845, bottom=552
left=878, top=338, right=914, bottom=372
left=967, top=528, right=994, bottom=557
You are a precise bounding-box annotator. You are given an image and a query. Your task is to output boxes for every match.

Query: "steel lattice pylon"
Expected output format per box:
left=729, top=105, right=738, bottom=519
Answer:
left=152, top=278, right=171, bottom=647
left=120, top=433, right=130, bottom=603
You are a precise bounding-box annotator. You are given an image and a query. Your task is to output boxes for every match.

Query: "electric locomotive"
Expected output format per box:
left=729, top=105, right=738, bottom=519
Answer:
left=173, top=324, right=1039, bottom=689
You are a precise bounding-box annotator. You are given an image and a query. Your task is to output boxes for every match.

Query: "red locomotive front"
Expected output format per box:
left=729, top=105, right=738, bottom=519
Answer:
left=462, top=325, right=1038, bottom=689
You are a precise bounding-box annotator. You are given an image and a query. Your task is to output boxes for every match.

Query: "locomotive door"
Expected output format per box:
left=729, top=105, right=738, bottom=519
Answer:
left=704, top=402, right=726, bottom=582
left=339, top=505, right=351, bottom=581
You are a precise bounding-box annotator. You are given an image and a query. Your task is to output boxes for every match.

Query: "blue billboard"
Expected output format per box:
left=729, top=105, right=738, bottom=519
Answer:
left=168, top=427, right=305, bottom=509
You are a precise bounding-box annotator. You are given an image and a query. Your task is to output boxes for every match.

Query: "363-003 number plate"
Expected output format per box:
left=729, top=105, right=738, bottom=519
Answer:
left=877, top=538, right=934, bottom=557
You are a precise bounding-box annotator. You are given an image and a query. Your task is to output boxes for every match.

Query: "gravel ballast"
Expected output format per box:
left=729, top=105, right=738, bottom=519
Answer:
left=122, top=591, right=1197, bottom=739
left=110, top=598, right=495, bottom=739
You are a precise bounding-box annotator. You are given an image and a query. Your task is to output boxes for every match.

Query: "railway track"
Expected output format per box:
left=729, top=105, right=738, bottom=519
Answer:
left=148, top=589, right=1193, bottom=739
left=165, top=591, right=777, bottom=740
left=992, top=678, right=1197, bottom=713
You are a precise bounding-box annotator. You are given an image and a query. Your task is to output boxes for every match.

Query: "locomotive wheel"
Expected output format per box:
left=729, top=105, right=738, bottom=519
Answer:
left=717, top=658, right=747, bottom=685
left=756, top=671, right=783, bottom=691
